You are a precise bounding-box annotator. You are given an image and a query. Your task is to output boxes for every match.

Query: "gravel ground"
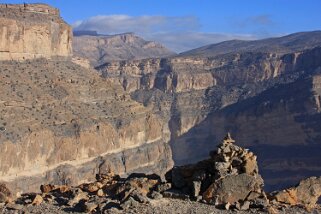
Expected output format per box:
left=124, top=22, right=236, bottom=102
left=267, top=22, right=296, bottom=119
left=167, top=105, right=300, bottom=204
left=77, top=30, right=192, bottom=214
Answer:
left=1, top=198, right=320, bottom=214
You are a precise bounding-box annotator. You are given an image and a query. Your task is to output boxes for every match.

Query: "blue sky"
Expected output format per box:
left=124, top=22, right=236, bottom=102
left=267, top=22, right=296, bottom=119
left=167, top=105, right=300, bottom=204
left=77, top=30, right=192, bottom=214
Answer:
left=2, top=0, right=321, bottom=52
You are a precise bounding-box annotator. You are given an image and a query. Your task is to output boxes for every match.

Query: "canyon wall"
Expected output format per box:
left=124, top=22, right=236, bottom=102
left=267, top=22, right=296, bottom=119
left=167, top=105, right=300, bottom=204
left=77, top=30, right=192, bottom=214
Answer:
left=0, top=4, right=174, bottom=195
left=0, top=3, right=72, bottom=61
left=98, top=46, right=321, bottom=191
left=0, top=59, right=173, bottom=195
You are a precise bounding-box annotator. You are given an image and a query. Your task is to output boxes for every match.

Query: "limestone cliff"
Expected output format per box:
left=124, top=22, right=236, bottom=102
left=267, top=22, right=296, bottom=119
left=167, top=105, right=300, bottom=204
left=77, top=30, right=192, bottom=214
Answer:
left=0, top=3, right=72, bottom=61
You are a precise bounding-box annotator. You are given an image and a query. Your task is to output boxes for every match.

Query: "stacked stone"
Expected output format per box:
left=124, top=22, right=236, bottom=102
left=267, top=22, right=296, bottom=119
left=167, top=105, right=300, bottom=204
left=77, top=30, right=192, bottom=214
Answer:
left=168, top=133, right=267, bottom=210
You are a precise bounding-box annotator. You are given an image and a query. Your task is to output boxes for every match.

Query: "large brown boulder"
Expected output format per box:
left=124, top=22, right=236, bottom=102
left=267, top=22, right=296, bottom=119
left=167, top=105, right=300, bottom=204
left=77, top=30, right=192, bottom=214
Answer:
left=203, top=174, right=264, bottom=204
left=271, top=176, right=321, bottom=210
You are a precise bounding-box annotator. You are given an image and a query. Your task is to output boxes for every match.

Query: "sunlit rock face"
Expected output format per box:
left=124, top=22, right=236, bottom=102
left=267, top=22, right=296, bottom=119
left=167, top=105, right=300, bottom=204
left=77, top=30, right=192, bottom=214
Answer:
left=0, top=3, right=72, bottom=61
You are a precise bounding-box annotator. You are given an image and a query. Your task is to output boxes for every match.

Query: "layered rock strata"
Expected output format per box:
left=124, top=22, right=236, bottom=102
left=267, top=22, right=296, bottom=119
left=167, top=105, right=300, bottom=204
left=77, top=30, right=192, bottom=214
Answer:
left=0, top=3, right=72, bottom=61
left=0, top=59, right=173, bottom=195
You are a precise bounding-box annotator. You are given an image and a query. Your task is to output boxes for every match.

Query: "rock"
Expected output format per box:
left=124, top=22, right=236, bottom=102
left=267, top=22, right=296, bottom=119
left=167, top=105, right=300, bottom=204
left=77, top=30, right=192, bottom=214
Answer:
left=5, top=203, right=24, bottom=210
left=67, top=191, right=89, bottom=206
left=82, top=202, right=98, bottom=213
left=96, top=189, right=104, bottom=197
left=0, top=183, right=11, bottom=203
left=40, top=184, right=56, bottom=193
left=120, top=197, right=139, bottom=209
left=162, top=191, right=190, bottom=200
left=149, top=191, right=163, bottom=200
left=31, top=195, right=43, bottom=205
left=40, top=184, right=70, bottom=194
left=203, top=174, right=264, bottom=205
left=0, top=193, right=7, bottom=203
left=192, top=181, right=201, bottom=197
left=272, top=176, right=321, bottom=210
left=171, top=167, right=187, bottom=189
left=156, top=183, right=172, bottom=193
left=240, top=201, right=250, bottom=210
left=224, top=202, right=231, bottom=210
left=132, top=191, right=150, bottom=203
left=80, top=182, right=100, bottom=193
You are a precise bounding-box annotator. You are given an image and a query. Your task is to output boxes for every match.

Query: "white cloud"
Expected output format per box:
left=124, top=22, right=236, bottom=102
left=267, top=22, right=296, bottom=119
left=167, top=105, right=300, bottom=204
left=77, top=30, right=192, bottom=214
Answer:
left=73, top=15, right=257, bottom=53
left=73, top=15, right=200, bottom=35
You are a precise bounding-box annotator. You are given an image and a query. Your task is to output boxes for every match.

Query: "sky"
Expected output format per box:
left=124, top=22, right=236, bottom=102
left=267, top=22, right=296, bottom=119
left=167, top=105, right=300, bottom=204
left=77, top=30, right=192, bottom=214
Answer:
left=2, top=0, right=321, bottom=52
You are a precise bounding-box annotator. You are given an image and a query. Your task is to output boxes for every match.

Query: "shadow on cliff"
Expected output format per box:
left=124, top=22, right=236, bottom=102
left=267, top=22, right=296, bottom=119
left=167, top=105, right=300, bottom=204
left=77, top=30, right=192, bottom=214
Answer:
left=168, top=75, right=321, bottom=192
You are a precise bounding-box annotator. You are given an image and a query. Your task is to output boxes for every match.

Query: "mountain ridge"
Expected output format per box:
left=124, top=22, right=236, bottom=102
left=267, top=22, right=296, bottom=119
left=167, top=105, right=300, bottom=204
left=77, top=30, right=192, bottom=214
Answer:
left=73, top=32, right=176, bottom=67
left=180, top=30, right=321, bottom=56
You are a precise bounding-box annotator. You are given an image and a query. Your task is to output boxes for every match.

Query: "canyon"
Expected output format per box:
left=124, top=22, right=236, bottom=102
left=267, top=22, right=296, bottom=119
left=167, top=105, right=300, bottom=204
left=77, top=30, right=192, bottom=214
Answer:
left=0, top=4, right=173, bottom=195
left=0, top=2, right=321, bottom=202
left=98, top=32, right=321, bottom=191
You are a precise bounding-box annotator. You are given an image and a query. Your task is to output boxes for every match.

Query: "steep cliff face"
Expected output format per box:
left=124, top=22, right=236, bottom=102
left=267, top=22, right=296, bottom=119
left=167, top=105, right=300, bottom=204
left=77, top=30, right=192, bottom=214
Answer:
left=0, top=4, right=174, bottom=195
left=98, top=33, right=321, bottom=191
left=0, top=59, right=173, bottom=194
left=0, top=4, right=72, bottom=61
left=73, top=33, right=175, bottom=67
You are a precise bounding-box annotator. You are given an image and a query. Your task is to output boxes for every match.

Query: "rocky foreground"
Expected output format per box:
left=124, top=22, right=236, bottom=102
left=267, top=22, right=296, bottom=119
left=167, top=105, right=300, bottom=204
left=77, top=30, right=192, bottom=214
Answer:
left=0, top=135, right=320, bottom=213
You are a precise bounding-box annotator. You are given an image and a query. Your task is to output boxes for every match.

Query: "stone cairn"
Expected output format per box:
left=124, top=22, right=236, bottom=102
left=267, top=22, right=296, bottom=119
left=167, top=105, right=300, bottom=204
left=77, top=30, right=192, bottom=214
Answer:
left=166, top=133, right=267, bottom=210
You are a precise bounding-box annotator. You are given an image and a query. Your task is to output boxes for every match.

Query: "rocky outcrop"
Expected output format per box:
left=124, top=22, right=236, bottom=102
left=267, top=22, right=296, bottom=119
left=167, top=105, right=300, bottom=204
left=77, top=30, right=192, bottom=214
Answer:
left=0, top=3, right=72, bottom=61
left=271, top=177, right=321, bottom=210
left=73, top=32, right=175, bottom=67
left=166, top=134, right=266, bottom=210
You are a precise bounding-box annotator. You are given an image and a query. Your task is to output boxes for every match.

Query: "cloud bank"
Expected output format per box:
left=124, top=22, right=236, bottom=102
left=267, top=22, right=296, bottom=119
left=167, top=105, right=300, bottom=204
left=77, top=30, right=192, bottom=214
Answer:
left=73, top=15, right=258, bottom=53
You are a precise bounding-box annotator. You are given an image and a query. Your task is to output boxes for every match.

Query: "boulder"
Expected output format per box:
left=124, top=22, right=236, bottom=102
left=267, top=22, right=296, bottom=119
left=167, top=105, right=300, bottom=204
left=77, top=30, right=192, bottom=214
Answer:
left=31, top=195, right=43, bottom=205
left=272, top=176, right=321, bottom=210
left=202, top=174, right=264, bottom=204
left=0, top=183, right=11, bottom=203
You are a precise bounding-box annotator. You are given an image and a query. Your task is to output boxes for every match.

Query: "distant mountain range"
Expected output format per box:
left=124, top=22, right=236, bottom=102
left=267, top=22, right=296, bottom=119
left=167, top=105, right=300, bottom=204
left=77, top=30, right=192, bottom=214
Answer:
left=180, top=30, right=321, bottom=57
left=73, top=31, right=175, bottom=67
